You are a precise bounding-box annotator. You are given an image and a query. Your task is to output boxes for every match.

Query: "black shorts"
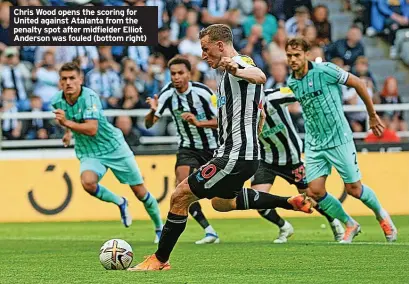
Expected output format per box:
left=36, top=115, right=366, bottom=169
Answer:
left=175, top=148, right=215, bottom=170
left=188, top=157, right=260, bottom=199
left=251, top=161, right=308, bottom=190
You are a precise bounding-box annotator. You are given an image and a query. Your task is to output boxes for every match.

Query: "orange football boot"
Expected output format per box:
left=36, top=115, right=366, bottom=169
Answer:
left=128, top=254, right=171, bottom=271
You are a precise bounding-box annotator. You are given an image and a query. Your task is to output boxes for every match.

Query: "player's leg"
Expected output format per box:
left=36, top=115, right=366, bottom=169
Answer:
left=80, top=158, right=128, bottom=225
left=330, top=142, right=397, bottom=242
left=251, top=163, right=294, bottom=243
left=128, top=177, right=200, bottom=271
left=305, top=149, right=359, bottom=243
left=176, top=164, right=219, bottom=244
left=130, top=183, right=163, bottom=243
left=290, top=163, right=344, bottom=241
left=104, top=146, right=162, bottom=234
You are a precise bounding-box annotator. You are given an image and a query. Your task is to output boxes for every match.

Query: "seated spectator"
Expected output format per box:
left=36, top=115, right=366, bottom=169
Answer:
left=20, top=46, right=38, bottom=66
left=23, top=96, right=52, bottom=140
left=228, top=8, right=245, bottom=51
left=365, top=117, right=400, bottom=143
left=325, top=25, right=365, bottom=71
left=380, top=76, right=408, bottom=132
left=303, top=25, right=319, bottom=46
left=120, top=83, right=149, bottom=113
left=66, top=46, right=99, bottom=74
left=145, top=53, right=170, bottom=97
left=115, top=116, right=141, bottom=149
left=187, top=54, right=206, bottom=83
left=243, top=0, right=278, bottom=43
left=153, top=26, right=180, bottom=63
left=32, top=51, right=60, bottom=110
left=0, top=1, right=11, bottom=52
left=266, top=26, right=288, bottom=64
left=312, top=4, right=332, bottom=46
left=0, top=47, right=32, bottom=111
left=128, top=45, right=150, bottom=72
left=178, top=25, right=202, bottom=58
left=307, top=44, right=325, bottom=62
left=86, top=56, right=122, bottom=109
left=371, top=0, right=409, bottom=57
left=200, top=0, right=231, bottom=26
left=331, top=57, right=346, bottom=69
left=0, top=88, right=22, bottom=140
left=186, top=8, right=199, bottom=27
left=98, top=46, right=121, bottom=73
left=352, top=56, right=378, bottom=92
left=229, top=0, right=253, bottom=18
left=240, top=24, right=267, bottom=70
left=146, top=0, right=166, bottom=28
left=265, top=62, right=288, bottom=89
left=283, top=0, right=313, bottom=20
left=120, top=57, right=146, bottom=96
left=285, top=6, right=313, bottom=37
left=170, top=4, right=188, bottom=42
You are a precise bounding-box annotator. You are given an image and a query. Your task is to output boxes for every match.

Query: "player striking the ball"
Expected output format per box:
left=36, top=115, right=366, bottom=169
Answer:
left=145, top=55, right=220, bottom=245
left=253, top=87, right=344, bottom=243
left=51, top=62, right=163, bottom=243
left=285, top=38, right=397, bottom=243
left=129, top=24, right=313, bottom=271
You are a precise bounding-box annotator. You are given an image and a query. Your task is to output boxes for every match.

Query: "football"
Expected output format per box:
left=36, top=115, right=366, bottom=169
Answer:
left=99, top=239, right=133, bottom=270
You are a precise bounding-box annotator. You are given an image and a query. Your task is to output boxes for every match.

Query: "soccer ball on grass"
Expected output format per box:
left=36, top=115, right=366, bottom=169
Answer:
left=99, top=239, right=133, bottom=270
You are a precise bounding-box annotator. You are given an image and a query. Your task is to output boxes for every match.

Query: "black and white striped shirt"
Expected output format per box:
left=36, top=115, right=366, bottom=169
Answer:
left=260, top=88, right=303, bottom=166
left=155, top=81, right=218, bottom=150
left=215, top=55, right=264, bottom=160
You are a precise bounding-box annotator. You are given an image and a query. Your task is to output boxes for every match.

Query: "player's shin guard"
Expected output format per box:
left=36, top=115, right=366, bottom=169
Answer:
left=141, top=192, right=163, bottom=229
left=93, top=184, right=123, bottom=205
left=155, top=212, right=188, bottom=263
left=236, top=188, right=293, bottom=210
left=258, top=209, right=285, bottom=227
left=189, top=202, right=210, bottom=229
left=318, top=193, right=354, bottom=226
left=359, top=185, right=387, bottom=220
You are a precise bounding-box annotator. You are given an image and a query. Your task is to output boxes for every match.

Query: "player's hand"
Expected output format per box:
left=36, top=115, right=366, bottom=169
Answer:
left=219, top=57, right=238, bottom=75
left=62, top=131, right=72, bottom=147
left=54, top=109, right=67, bottom=126
left=181, top=112, right=199, bottom=126
left=146, top=94, right=159, bottom=112
left=369, top=114, right=385, bottom=137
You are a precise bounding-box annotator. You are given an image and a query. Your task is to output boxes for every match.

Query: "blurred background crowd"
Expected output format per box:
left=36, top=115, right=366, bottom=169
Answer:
left=0, top=0, right=408, bottom=146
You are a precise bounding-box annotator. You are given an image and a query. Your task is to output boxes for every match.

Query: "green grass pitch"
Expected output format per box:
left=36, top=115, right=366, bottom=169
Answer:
left=1, top=216, right=408, bottom=284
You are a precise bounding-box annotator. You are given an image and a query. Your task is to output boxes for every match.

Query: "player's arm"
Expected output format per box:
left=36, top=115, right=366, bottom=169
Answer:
left=145, top=94, right=160, bottom=129
left=145, top=91, right=171, bottom=129
left=54, top=109, right=98, bottom=136
left=220, top=57, right=266, bottom=84
left=181, top=113, right=218, bottom=129
left=345, top=73, right=384, bottom=137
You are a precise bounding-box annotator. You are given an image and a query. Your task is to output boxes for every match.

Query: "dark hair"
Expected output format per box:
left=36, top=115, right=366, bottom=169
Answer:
left=285, top=38, right=311, bottom=52
left=59, top=62, right=81, bottom=75
left=199, top=24, right=233, bottom=44
left=168, top=55, right=192, bottom=72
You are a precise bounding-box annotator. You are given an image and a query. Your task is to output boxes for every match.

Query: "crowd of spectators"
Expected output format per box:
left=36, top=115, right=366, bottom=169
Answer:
left=0, top=0, right=407, bottom=145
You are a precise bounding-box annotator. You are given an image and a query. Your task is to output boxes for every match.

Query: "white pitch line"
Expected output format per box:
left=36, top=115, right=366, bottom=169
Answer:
left=0, top=237, right=408, bottom=246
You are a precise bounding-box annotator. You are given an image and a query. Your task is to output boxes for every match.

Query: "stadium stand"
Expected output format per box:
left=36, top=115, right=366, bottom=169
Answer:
left=0, top=0, right=408, bottom=149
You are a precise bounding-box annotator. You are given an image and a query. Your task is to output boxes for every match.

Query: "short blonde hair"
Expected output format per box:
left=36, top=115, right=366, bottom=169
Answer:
left=199, top=24, right=233, bottom=44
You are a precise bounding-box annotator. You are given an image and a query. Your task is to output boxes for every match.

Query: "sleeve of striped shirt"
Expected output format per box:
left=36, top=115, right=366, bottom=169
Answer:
left=233, top=55, right=257, bottom=68
left=320, top=62, right=349, bottom=85
left=83, top=92, right=102, bottom=120
left=194, top=84, right=218, bottom=117
left=155, top=90, right=171, bottom=118
left=265, top=87, right=297, bottom=106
